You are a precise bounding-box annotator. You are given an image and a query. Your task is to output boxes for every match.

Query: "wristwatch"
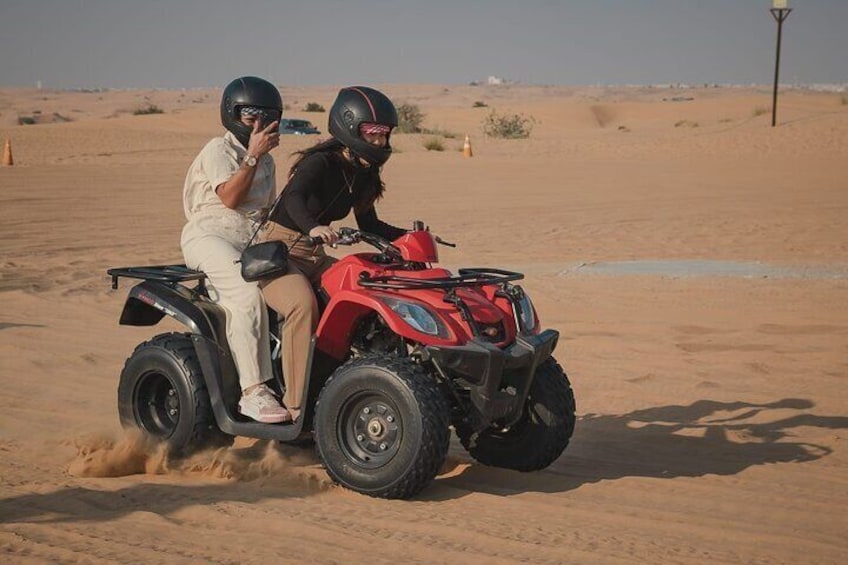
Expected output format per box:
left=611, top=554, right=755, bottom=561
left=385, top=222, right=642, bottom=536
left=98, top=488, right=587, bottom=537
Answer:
left=243, top=154, right=258, bottom=168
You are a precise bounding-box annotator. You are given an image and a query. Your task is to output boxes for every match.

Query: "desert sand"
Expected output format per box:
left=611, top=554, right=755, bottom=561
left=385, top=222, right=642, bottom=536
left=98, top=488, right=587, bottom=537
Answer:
left=1, top=83, right=847, bottom=564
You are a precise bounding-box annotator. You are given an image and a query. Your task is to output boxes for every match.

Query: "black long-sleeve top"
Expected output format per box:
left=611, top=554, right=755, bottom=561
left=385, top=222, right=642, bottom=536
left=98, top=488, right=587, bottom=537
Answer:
left=269, top=152, right=406, bottom=241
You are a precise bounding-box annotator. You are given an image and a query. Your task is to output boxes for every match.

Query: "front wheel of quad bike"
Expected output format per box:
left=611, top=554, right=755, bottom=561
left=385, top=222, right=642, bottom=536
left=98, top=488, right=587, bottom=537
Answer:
left=314, top=356, right=450, bottom=499
left=117, top=332, right=232, bottom=455
left=456, top=358, right=576, bottom=471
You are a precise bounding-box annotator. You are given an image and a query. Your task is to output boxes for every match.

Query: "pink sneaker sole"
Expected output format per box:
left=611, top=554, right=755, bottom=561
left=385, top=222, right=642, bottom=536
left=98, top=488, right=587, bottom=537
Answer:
left=238, top=407, right=292, bottom=424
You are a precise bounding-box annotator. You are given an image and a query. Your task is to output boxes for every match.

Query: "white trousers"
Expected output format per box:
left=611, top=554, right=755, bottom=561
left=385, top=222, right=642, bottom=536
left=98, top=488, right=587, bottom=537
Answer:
left=181, top=228, right=272, bottom=390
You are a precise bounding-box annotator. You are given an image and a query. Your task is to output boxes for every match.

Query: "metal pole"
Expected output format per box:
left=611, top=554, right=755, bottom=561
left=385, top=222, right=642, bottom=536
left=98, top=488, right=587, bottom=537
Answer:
left=770, top=8, right=792, bottom=127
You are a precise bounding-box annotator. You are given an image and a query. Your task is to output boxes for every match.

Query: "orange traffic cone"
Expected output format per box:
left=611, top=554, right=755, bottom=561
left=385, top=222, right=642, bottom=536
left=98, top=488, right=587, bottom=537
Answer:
left=1, top=139, right=12, bottom=166
left=462, top=134, right=473, bottom=158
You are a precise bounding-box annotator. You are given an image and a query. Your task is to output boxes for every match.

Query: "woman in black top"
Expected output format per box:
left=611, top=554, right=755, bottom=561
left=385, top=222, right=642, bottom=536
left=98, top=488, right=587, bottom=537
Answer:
left=259, top=86, right=405, bottom=422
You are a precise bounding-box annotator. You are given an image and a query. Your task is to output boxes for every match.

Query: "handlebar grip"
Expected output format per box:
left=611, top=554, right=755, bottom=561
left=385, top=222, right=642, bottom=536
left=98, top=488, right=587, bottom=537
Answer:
left=305, top=236, right=325, bottom=246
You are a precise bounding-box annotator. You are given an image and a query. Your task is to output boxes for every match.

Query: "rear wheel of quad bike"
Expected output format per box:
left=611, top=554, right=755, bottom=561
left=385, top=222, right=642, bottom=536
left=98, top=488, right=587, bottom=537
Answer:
left=117, top=332, right=232, bottom=455
left=456, top=358, right=575, bottom=471
left=314, top=356, right=450, bottom=499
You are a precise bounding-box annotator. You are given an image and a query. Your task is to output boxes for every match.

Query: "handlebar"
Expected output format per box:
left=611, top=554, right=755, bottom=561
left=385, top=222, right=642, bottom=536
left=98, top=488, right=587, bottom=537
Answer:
left=310, top=226, right=454, bottom=254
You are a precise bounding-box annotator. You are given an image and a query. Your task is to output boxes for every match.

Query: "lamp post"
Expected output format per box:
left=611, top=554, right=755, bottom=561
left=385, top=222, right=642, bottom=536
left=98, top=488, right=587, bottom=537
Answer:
left=770, top=0, right=792, bottom=127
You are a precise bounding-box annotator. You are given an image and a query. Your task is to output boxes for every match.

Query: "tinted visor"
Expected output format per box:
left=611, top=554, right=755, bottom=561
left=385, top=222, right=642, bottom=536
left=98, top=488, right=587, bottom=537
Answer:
left=240, top=106, right=282, bottom=126
left=360, top=122, right=393, bottom=136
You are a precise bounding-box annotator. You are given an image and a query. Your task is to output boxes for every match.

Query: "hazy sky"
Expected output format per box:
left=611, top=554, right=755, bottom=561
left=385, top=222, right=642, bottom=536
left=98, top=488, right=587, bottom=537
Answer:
left=0, top=0, right=845, bottom=89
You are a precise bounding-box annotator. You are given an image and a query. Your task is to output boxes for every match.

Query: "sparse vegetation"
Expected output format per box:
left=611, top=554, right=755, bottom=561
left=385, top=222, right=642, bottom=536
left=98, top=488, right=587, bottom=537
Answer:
left=304, top=102, right=325, bottom=112
left=718, top=117, right=734, bottom=123
left=482, top=109, right=535, bottom=139
left=423, top=138, right=445, bottom=151
left=674, top=120, right=699, bottom=128
left=396, top=103, right=424, bottom=133
left=133, top=104, right=164, bottom=115
left=840, top=94, right=848, bottom=106
left=472, top=101, right=488, bottom=108
left=421, top=127, right=458, bottom=139
left=752, top=106, right=769, bottom=117
left=18, top=116, right=36, bottom=125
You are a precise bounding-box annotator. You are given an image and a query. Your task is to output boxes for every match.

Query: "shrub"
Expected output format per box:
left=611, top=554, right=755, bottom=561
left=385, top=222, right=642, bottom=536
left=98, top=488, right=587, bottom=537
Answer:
left=472, top=101, right=488, bottom=108
left=840, top=94, right=848, bottom=106
left=18, top=116, right=36, bottom=125
left=752, top=106, right=769, bottom=117
left=133, top=104, right=164, bottom=115
left=396, top=103, right=424, bottom=133
left=423, top=137, right=444, bottom=151
left=421, top=127, right=457, bottom=139
left=482, top=110, right=535, bottom=139
left=304, top=102, right=325, bottom=112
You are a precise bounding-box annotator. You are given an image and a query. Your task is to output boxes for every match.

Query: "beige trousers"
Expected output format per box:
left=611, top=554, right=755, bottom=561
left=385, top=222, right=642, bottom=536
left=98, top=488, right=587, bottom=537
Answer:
left=181, top=228, right=273, bottom=390
left=259, top=222, right=336, bottom=410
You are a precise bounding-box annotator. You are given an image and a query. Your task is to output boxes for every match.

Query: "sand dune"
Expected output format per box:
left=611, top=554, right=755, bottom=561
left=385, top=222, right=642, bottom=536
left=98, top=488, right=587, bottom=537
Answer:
left=1, top=84, right=847, bottom=563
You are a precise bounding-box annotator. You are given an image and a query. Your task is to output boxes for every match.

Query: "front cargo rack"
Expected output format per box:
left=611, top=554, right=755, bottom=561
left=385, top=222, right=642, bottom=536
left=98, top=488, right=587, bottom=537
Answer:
left=357, top=268, right=523, bottom=291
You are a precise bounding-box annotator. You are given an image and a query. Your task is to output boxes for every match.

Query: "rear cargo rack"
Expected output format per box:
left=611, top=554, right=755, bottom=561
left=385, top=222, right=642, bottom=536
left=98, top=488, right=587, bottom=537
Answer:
left=107, top=265, right=206, bottom=289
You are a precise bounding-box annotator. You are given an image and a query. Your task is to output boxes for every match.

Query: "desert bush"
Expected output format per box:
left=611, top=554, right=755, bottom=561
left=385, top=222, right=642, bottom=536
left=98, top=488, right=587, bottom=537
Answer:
left=133, top=104, right=164, bottom=115
left=396, top=103, right=424, bottom=133
left=482, top=110, right=535, bottom=139
left=18, top=116, right=36, bottom=125
left=421, top=127, right=457, bottom=139
left=423, top=138, right=444, bottom=151
left=752, top=106, right=769, bottom=117
left=674, top=120, right=699, bottom=128
left=840, top=94, right=848, bottom=106
left=304, top=102, right=325, bottom=112
left=472, top=101, right=488, bottom=108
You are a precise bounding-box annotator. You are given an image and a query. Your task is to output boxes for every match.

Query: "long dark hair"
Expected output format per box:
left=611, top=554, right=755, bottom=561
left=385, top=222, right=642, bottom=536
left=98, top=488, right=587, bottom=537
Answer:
left=288, top=138, right=386, bottom=214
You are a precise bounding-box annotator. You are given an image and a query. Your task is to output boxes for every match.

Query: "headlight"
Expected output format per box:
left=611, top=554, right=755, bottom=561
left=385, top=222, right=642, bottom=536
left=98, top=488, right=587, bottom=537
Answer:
left=517, top=291, right=536, bottom=332
left=380, top=296, right=450, bottom=338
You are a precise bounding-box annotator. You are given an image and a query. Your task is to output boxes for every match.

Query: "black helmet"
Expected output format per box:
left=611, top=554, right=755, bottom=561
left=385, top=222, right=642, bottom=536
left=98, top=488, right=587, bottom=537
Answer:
left=328, top=86, right=398, bottom=166
left=220, top=76, right=283, bottom=148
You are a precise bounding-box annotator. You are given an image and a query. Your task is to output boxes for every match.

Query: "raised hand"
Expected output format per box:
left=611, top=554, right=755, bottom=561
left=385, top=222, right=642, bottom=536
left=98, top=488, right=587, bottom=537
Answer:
left=247, top=120, right=280, bottom=157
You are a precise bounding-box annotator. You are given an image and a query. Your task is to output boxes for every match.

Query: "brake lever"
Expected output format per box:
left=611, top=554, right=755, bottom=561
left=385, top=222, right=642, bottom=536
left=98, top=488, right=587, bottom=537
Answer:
left=331, top=234, right=360, bottom=248
left=434, top=236, right=457, bottom=248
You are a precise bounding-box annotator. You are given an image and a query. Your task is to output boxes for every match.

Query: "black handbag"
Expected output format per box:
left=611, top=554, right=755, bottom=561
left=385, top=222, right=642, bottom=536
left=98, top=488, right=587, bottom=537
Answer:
left=238, top=239, right=288, bottom=282
left=237, top=189, right=289, bottom=282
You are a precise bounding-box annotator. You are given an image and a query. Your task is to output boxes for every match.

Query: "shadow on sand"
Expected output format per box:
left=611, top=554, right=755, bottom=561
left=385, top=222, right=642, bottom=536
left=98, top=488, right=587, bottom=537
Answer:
left=2, top=398, right=845, bottom=520
left=428, top=398, right=848, bottom=499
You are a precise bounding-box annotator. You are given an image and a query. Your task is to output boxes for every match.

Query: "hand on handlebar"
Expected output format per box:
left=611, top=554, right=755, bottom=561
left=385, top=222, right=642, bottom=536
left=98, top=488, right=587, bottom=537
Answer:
left=308, top=225, right=338, bottom=245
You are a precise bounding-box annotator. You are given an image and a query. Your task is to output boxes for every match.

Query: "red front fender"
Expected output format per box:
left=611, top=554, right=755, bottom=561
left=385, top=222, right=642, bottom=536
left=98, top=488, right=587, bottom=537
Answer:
left=315, top=290, right=462, bottom=359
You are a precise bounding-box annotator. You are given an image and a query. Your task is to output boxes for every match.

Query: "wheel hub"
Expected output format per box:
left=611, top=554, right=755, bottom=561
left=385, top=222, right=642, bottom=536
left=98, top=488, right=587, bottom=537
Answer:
left=341, top=394, right=401, bottom=469
left=135, top=371, right=180, bottom=438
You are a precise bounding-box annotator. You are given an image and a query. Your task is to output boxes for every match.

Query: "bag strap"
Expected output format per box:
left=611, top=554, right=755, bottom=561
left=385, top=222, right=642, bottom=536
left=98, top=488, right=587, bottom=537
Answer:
left=249, top=169, right=354, bottom=249
left=245, top=187, right=285, bottom=248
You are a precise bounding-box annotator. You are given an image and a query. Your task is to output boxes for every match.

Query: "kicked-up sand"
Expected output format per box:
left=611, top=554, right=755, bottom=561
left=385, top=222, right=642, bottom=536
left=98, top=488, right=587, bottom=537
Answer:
left=1, top=83, right=847, bottom=563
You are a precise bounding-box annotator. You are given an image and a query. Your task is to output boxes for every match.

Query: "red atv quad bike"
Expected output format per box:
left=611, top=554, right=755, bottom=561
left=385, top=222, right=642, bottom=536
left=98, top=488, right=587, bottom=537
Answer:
left=107, top=221, right=575, bottom=499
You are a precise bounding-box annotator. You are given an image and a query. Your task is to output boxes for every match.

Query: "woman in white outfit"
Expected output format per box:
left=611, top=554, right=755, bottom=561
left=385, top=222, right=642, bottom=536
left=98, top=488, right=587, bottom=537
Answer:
left=180, top=76, right=290, bottom=423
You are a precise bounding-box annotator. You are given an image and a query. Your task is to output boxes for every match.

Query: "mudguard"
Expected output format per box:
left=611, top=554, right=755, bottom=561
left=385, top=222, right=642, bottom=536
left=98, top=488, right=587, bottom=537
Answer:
left=315, top=290, right=462, bottom=359
left=119, top=280, right=219, bottom=340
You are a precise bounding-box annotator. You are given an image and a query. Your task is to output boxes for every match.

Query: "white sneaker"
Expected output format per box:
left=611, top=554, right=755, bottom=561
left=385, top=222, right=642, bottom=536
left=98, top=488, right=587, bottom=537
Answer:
left=239, top=384, right=291, bottom=424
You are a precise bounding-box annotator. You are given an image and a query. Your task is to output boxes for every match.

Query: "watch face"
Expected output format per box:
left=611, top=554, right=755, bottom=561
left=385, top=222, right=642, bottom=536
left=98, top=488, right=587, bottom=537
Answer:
left=245, top=155, right=257, bottom=166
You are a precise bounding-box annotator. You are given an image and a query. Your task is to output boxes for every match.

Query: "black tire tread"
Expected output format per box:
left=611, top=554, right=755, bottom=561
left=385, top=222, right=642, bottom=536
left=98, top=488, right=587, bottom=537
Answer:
left=119, top=332, right=230, bottom=453
left=457, top=358, right=576, bottom=471
left=315, top=355, right=450, bottom=499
